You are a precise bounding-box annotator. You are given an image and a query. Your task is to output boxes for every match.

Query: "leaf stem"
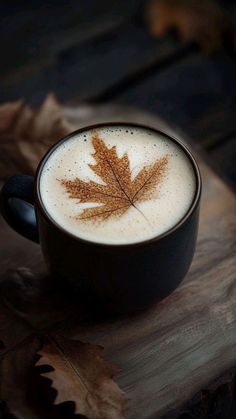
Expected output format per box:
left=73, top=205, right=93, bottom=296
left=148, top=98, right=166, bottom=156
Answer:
left=104, top=158, right=132, bottom=204
left=132, top=203, right=149, bottom=222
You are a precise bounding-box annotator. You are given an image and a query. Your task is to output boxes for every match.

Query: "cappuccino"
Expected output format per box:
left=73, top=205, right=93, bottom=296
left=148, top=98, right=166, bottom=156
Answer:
left=40, top=125, right=196, bottom=244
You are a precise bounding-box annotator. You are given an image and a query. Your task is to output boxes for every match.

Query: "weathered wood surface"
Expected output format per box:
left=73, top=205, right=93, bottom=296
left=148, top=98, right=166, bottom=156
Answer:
left=0, top=24, right=183, bottom=105
left=210, top=135, right=236, bottom=190
left=114, top=52, right=236, bottom=146
left=0, top=0, right=144, bottom=83
left=0, top=106, right=235, bottom=418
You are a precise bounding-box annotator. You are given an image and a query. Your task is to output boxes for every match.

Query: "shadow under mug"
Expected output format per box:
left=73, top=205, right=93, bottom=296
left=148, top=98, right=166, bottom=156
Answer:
left=0, top=123, right=201, bottom=314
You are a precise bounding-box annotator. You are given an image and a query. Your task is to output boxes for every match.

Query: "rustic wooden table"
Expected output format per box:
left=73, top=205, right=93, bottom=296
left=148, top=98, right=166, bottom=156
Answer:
left=0, top=106, right=235, bottom=418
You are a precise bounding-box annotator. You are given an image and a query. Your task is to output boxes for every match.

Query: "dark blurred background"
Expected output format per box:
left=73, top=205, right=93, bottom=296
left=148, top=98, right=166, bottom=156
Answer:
left=0, top=0, right=236, bottom=189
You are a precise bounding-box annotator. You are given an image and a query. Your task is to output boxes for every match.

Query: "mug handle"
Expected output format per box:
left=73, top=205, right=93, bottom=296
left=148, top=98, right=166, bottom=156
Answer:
left=0, top=175, right=39, bottom=243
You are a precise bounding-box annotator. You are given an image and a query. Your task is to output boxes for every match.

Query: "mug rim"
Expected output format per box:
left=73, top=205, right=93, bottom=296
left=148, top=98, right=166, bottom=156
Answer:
left=35, top=122, right=202, bottom=248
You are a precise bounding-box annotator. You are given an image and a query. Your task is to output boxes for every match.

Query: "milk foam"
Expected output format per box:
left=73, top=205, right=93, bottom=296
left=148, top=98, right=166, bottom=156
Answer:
left=40, top=126, right=196, bottom=244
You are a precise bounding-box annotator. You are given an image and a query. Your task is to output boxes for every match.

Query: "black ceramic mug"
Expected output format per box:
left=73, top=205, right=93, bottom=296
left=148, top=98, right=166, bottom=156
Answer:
left=0, top=123, right=201, bottom=314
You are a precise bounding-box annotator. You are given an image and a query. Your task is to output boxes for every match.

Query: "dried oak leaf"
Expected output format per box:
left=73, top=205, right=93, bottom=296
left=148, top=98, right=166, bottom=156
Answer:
left=0, top=94, right=75, bottom=179
left=61, top=133, right=168, bottom=221
left=0, top=292, right=125, bottom=419
left=37, top=335, right=125, bottom=419
left=146, top=0, right=236, bottom=53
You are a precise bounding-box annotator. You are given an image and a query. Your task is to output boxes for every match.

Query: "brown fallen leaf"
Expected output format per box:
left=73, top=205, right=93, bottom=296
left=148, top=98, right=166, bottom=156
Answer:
left=37, top=336, right=125, bottom=419
left=0, top=94, right=75, bottom=179
left=0, top=270, right=126, bottom=419
left=61, top=133, right=168, bottom=221
left=146, top=0, right=236, bottom=53
left=0, top=100, right=23, bottom=132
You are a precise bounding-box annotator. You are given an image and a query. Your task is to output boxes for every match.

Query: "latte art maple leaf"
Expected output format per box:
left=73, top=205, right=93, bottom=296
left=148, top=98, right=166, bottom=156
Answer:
left=60, top=134, right=168, bottom=221
left=40, top=125, right=196, bottom=244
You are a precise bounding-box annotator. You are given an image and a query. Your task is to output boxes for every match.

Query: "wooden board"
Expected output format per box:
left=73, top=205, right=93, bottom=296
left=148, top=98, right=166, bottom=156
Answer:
left=0, top=0, right=144, bottom=83
left=114, top=52, right=236, bottom=147
left=209, top=136, right=236, bottom=190
left=0, top=23, right=182, bottom=105
left=0, top=106, right=235, bottom=419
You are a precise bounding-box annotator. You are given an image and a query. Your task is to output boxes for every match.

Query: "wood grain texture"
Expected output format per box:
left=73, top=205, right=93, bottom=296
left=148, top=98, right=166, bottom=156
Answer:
left=114, top=52, right=236, bottom=147
left=0, top=23, right=182, bottom=105
left=209, top=136, right=236, bottom=189
left=0, top=106, right=235, bottom=419
left=0, top=0, right=143, bottom=83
